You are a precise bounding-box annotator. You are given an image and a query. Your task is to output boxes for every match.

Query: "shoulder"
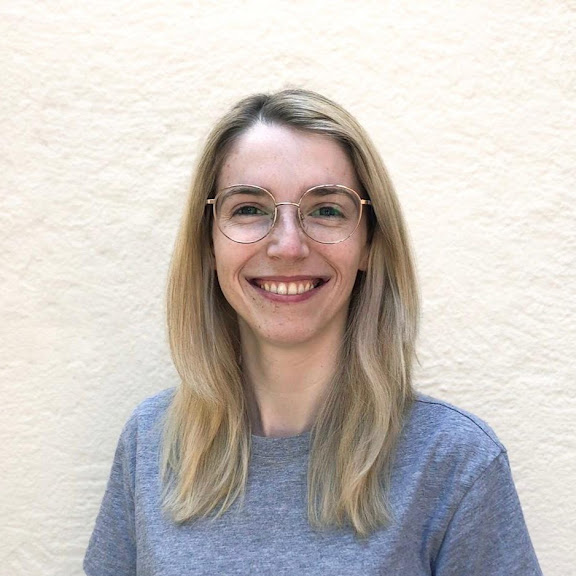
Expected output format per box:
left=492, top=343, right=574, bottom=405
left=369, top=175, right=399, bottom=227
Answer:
left=119, top=388, right=175, bottom=451
left=133, top=387, right=175, bottom=421
left=395, top=393, right=506, bottom=490
left=409, top=393, right=504, bottom=452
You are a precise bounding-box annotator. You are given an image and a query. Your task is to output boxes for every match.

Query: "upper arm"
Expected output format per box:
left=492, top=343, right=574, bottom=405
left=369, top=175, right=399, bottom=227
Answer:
left=433, top=452, right=542, bottom=576
left=83, top=424, right=137, bottom=576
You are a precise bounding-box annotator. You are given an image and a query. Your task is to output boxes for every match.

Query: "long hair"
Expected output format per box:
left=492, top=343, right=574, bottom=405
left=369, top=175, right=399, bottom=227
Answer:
left=162, top=89, right=419, bottom=536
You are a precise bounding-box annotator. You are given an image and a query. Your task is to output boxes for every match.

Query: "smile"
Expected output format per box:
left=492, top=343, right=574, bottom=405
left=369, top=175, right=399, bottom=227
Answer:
left=252, top=279, right=324, bottom=295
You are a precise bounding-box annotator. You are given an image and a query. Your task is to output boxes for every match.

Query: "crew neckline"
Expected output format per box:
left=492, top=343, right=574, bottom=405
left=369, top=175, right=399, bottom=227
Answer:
left=250, top=430, right=311, bottom=460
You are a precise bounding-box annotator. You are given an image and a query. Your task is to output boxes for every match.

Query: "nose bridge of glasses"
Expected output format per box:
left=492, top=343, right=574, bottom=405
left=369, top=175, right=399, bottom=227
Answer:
left=271, top=201, right=305, bottom=235
left=275, top=200, right=301, bottom=211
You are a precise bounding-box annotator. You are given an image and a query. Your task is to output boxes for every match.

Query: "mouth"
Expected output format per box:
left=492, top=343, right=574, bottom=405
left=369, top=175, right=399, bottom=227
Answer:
left=251, top=278, right=326, bottom=295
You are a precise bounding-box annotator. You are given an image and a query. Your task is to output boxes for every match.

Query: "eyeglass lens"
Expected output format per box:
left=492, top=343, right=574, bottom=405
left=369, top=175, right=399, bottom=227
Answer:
left=214, top=185, right=362, bottom=244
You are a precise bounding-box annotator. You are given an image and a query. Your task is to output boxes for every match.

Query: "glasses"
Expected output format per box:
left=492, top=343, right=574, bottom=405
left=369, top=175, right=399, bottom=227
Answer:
left=207, top=184, right=371, bottom=244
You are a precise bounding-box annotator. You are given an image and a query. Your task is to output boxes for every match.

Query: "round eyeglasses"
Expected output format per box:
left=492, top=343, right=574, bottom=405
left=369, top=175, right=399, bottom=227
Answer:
left=207, top=184, right=371, bottom=244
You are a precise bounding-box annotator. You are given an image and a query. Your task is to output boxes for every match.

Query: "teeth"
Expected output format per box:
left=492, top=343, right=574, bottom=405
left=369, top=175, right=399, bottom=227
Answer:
left=258, top=281, right=317, bottom=295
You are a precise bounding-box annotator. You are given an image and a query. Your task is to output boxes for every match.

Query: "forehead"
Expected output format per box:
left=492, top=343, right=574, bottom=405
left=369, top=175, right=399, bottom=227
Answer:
left=217, top=123, right=359, bottom=193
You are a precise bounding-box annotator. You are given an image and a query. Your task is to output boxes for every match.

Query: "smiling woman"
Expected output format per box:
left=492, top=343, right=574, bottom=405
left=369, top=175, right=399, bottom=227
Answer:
left=212, top=124, right=369, bottom=352
left=84, top=89, right=542, bottom=575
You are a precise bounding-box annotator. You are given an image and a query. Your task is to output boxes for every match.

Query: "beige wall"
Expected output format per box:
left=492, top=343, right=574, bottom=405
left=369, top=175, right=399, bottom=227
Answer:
left=2, top=1, right=574, bottom=574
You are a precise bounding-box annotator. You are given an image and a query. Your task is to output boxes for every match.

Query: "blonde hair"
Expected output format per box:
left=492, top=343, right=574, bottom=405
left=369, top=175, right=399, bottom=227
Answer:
left=163, top=89, right=419, bottom=536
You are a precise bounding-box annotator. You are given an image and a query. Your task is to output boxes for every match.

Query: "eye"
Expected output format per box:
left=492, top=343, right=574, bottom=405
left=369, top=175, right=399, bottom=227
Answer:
left=301, top=186, right=357, bottom=223
left=217, top=187, right=275, bottom=221
left=308, top=205, right=345, bottom=218
left=233, top=205, right=268, bottom=216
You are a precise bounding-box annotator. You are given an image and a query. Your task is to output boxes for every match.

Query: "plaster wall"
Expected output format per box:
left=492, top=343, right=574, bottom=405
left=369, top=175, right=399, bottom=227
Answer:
left=1, top=1, right=574, bottom=574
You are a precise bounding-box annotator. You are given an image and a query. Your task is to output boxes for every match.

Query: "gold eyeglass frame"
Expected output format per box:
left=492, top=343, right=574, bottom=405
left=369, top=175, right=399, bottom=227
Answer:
left=206, top=184, right=372, bottom=245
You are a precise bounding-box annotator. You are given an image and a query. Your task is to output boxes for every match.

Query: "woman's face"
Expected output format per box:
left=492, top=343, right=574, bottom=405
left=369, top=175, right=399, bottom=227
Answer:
left=212, top=123, right=369, bottom=349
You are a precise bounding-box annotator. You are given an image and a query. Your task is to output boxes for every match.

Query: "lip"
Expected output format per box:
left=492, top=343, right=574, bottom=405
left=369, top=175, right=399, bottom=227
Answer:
left=248, top=275, right=329, bottom=301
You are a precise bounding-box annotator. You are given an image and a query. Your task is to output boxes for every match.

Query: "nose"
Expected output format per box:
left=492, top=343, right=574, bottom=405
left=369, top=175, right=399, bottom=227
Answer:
left=265, top=204, right=310, bottom=260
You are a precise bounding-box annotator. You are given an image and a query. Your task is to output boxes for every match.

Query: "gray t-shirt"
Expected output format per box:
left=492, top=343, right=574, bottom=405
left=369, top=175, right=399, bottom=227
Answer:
left=84, top=390, right=542, bottom=575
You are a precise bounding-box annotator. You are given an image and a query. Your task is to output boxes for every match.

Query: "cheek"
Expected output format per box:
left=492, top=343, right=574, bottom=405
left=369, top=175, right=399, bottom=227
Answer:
left=212, top=237, right=253, bottom=293
left=342, top=240, right=369, bottom=272
left=213, top=257, right=233, bottom=296
left=213, top=262, right=240, bottom=316
left=212, top=229, right=231, bottom=271
left=212, top=236, right=230, bottom=292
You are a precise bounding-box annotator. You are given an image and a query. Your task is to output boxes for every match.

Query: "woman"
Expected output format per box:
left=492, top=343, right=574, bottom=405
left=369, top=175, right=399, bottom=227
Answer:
left=84, top=89, right=542, bottom=575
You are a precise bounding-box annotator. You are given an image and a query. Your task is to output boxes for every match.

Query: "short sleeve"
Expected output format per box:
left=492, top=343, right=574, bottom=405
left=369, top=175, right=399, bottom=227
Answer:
left=434, top=452, right=542, bottom=576
left=84, top=420, right=137, bottom=576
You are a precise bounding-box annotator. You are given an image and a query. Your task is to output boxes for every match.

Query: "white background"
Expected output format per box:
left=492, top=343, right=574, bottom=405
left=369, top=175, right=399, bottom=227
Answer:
left=1, top=1, right=574, bottom=574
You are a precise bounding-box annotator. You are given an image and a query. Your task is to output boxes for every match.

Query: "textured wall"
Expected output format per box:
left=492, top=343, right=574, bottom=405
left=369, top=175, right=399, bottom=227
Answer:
left=1, top=1, right=574, bottom=574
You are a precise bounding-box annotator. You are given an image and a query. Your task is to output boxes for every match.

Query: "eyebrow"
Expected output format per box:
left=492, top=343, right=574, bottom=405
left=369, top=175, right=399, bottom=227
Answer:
left=221, top=184, right=352, bottom=197
left=221, top=185, right=268, bottom=196
left=308, top=185, right=350, bottom=196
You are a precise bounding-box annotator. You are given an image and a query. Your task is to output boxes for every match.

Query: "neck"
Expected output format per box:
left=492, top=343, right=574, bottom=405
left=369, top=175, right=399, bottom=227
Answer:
left=241, top=328, right=343, bottom=438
